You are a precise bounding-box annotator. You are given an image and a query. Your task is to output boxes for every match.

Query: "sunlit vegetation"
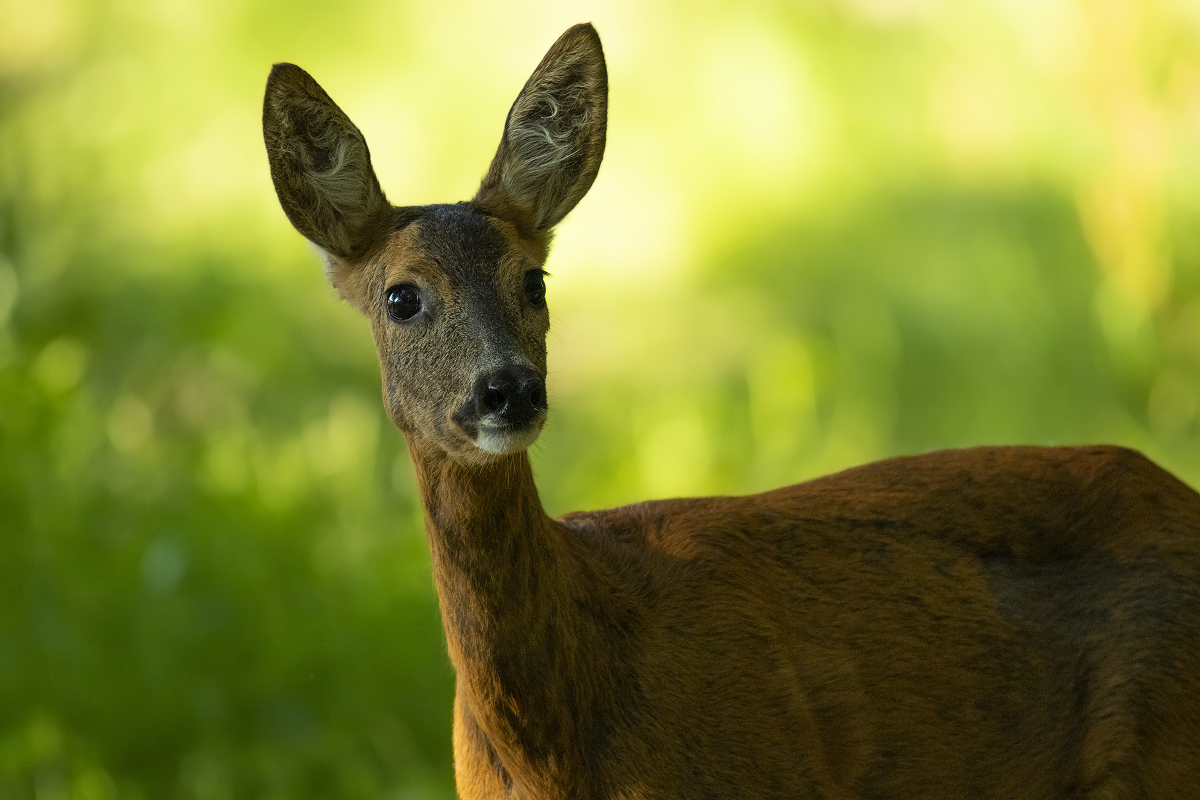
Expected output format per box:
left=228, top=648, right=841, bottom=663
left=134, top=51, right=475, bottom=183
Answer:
left=1, top=0, right=1198, bottom=797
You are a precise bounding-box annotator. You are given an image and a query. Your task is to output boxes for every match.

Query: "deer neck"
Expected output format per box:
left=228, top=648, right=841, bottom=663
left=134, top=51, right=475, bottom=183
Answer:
left=408, top=438, right=557, bottom=631
left=405, top=436, right=627, bottom=783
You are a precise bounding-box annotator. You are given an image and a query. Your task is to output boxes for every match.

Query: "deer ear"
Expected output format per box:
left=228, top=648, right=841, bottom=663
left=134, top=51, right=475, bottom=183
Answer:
left=475, top=23, right=608, bottom=232
left=263, top=63, right=392, bottom=260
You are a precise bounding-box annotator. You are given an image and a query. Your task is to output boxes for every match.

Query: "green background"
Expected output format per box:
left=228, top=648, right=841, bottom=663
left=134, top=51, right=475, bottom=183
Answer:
left=2, top=0, right=1199, bottom=797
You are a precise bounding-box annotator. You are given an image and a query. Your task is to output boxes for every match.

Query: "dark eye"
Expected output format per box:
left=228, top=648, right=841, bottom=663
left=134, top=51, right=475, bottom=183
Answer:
left=385, top=284, right=422, bottom=322
left=524, top=270, right=546, bottom=308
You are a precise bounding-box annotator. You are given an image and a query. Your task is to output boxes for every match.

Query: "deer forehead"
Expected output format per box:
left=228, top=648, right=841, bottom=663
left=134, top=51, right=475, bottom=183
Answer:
left=379, top=204, right=546, bottom=299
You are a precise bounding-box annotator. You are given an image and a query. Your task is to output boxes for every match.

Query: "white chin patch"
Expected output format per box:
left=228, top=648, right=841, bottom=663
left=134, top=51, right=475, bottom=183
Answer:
left=475, top=423, right=544, bottom=455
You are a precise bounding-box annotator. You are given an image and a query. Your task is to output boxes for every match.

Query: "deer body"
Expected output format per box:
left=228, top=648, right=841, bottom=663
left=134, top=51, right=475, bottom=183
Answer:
left=263, top=24, right=1200, bottom=800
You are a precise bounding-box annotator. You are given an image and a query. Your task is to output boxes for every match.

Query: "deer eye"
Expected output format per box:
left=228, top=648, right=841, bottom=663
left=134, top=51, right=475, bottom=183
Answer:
left=385, top=284, right=422, bottom=322
left=524, top=270, right=547, bottom=308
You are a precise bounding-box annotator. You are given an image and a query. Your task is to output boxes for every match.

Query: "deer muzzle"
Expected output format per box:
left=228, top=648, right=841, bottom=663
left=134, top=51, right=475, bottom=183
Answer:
left=456, top=365, right=548, bottom=454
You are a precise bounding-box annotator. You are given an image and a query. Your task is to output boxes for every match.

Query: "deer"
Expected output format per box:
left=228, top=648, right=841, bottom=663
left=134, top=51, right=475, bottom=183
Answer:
left=262, top=22, right=1200, bottom=800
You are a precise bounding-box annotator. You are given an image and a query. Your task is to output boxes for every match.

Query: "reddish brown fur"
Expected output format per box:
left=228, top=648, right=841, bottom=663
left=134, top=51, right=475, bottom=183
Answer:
left=423, top=443, right=1200, bottom=799
left=263, top=23, right=1200, bottom=800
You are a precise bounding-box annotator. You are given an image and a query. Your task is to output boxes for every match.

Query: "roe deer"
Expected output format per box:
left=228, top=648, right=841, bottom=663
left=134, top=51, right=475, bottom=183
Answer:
left=262, top=22, right=1200, bottom=800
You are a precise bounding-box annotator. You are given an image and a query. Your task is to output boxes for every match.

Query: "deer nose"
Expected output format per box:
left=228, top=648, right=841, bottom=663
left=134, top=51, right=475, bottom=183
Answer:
left=474, top=366, right=547, bottom=428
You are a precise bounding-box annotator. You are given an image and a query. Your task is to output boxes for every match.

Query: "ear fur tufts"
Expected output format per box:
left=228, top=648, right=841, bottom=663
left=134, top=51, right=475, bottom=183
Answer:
left=476, top=23, right=608, bottom=232
left=262, top=63, right=392, bottom=260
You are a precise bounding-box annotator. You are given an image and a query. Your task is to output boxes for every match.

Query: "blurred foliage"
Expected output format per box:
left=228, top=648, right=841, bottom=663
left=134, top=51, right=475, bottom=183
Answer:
left=1, top=0, right=1199, bottom=797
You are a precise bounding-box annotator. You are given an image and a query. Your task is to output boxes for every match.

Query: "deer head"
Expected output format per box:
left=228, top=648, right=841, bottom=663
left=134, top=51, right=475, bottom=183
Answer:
left=262, top=24, right=607, bottom=465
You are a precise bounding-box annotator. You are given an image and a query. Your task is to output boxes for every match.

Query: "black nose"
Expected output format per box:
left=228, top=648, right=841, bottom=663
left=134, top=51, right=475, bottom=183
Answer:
left=473, top=366, right=547, bottom=427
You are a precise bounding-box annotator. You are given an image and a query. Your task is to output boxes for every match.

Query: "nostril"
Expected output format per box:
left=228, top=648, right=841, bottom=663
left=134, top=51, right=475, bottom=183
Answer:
left=525, top=379, right=547, bottom=411
left=481, top=385, right=508, bottom=415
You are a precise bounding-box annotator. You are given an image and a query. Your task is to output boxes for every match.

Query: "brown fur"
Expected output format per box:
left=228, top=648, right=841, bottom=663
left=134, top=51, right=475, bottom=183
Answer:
left=263, top=23, right=1200, bottom=800
left=262, top=63, right=393, bottom=261
left=475, top=24, right=608, bottom=234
